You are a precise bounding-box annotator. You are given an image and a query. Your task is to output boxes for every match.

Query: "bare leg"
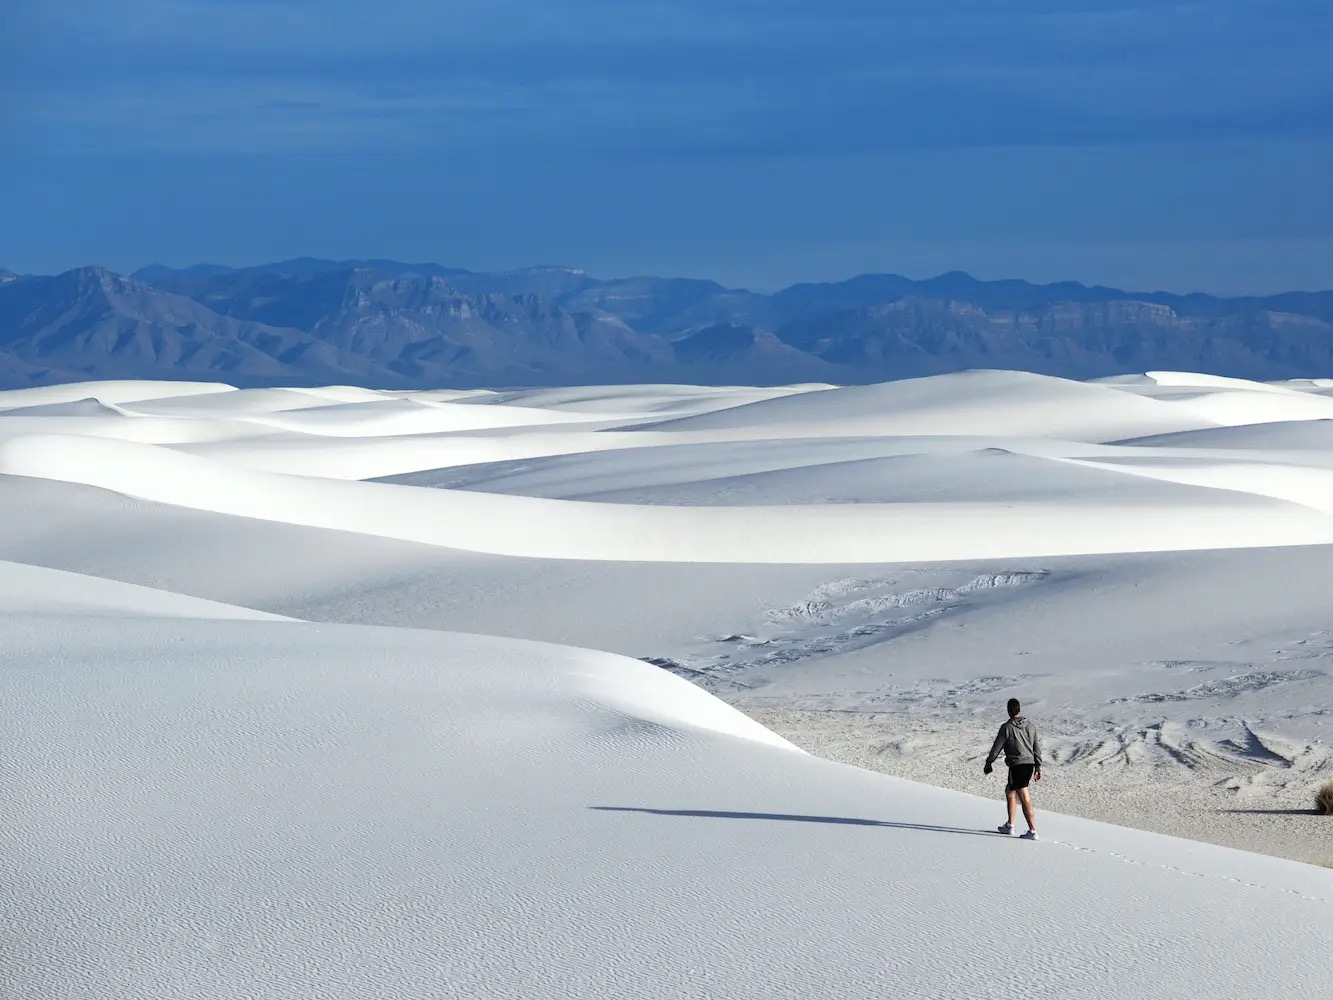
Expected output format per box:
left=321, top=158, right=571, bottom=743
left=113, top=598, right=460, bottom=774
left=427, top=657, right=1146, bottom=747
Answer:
left=1018, top=787, right=1037, bottom=831
left=1005, top=788, right=1018, bottom=826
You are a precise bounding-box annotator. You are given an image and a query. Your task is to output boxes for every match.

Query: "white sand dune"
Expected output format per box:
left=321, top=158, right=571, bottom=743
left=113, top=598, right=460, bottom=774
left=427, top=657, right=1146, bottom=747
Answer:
left=0, top=414, right=277, bottom=445
left=635, top=369, right=1218, bottom=441
left=121, top=386, right=381, bottom=416
left=176, top=430, right=575, bottom=479
left=1133, top=370, right=1316, bottom=393
left=3, top=431, right=1331, bottom=561
left=5, top=585, right=1330, bottom=999
left=0, top=379, right=234, bottom=409
left=162, top=371, right=1234, bottom=482
left=178, top=424, right=819, bottom=481
left=0, top=397, right=132, bottom=417
left=397, top=442, right=1245, bottom=506
left=241, top=396, right=614, bottom=436
left=1164, top=388, right=1333, bottom=426
left=467, top=381, right=830, bottom=415
left=384, top=435, right=972, bottom=496
left=1119, top=417, right=1333, bottom=450
left=1274, top=377, right=1333, bottom=392
left=1063, top=453, right=1333, bottom=513
left=5, top=369, right=1333, bottom=999
left=0, top=558, right=290, bottom=620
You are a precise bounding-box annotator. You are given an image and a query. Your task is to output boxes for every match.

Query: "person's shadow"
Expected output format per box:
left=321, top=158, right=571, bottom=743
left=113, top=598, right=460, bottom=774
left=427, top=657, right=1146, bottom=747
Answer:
left=591, top=806, right=996, bottom=837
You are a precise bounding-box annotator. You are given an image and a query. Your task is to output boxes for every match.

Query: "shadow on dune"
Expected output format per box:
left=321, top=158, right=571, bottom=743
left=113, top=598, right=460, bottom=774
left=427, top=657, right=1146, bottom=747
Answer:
left=1217, top=808, right=1319, bottom=816
left=590, top=806, right=996, bottom=837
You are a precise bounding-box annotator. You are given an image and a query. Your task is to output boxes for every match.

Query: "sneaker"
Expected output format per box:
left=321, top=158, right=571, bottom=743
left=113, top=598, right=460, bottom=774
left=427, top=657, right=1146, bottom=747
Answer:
left=1019, top=830, right=1039, bottom=841
left=997, top=823, right=1014, bottom=835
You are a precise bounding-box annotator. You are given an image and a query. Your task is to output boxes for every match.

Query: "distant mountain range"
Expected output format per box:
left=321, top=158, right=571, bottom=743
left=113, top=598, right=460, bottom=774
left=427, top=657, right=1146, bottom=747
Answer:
left=0, top=258, right=1330, bottom=388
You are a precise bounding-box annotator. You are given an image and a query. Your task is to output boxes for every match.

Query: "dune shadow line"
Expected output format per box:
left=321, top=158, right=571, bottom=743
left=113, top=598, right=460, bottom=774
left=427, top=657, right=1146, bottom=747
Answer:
left=591, top=806, right=995, bottom=837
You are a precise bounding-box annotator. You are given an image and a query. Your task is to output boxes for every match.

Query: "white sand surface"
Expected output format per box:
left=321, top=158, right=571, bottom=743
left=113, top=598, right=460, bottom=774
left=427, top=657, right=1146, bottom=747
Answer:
left=5, top=571, right=1331, bottom=999
left=744, top=707, right=1333, bottom=868
left=1119, top=417, right=1333, bottom=450
left=631, top=368, right=1220, bottom=440
left=0, top=379, right=234, bottom=408
left=4, top=369, right=1333, bottom=998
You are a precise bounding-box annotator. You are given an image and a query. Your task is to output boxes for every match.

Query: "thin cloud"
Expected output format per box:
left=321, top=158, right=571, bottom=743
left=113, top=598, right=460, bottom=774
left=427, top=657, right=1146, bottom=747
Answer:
left=18, top=0, right=1332, bottom=156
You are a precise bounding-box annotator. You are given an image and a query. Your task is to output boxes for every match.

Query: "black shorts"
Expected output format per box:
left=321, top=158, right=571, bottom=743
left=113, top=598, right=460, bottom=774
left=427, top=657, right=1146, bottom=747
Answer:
left=1006, top=765, right=1035, bottom=791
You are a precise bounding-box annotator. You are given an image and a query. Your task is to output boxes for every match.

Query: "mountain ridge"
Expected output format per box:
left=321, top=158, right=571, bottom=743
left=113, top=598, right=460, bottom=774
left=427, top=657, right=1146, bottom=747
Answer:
left=129, top=259, right=1333, bottom=319
left=0, top=260, right=1329, bottom=388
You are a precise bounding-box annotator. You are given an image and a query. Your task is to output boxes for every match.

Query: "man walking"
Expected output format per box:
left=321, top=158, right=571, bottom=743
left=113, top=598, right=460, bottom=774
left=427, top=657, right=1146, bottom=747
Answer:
left=983, top=698, right=1042, bottom=840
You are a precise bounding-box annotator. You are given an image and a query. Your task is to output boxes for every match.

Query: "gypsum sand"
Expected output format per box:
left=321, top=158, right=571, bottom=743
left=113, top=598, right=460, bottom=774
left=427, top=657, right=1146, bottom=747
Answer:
left=746, top=707, right=1333, bottom=869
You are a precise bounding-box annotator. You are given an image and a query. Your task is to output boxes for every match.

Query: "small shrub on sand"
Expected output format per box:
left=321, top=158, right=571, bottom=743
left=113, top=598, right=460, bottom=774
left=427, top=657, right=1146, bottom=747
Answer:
left=1317, top=779, right=1333, bottom=816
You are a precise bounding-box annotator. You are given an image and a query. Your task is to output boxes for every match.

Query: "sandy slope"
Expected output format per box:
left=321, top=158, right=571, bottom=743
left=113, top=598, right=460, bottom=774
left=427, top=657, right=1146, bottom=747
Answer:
left=4, top=371, right=1333, bottom=997
left=4, top=572, right=1330, bottom=999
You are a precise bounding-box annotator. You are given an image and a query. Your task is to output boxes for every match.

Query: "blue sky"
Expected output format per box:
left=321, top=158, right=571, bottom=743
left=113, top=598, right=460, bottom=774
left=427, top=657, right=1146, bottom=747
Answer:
left=5, top=0, right=1332, bottom=292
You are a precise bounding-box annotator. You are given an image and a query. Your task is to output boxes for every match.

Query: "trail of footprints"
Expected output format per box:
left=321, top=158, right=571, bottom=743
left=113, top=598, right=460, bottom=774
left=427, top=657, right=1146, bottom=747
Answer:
left=643, top=571, right=1049, bottom=691
left=1047, top=838, right=1331, bottom=904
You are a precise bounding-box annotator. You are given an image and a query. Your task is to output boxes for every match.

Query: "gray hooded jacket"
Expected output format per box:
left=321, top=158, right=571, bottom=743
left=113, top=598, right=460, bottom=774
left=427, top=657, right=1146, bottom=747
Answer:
left=986, top=716, right=1043, bottom=769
